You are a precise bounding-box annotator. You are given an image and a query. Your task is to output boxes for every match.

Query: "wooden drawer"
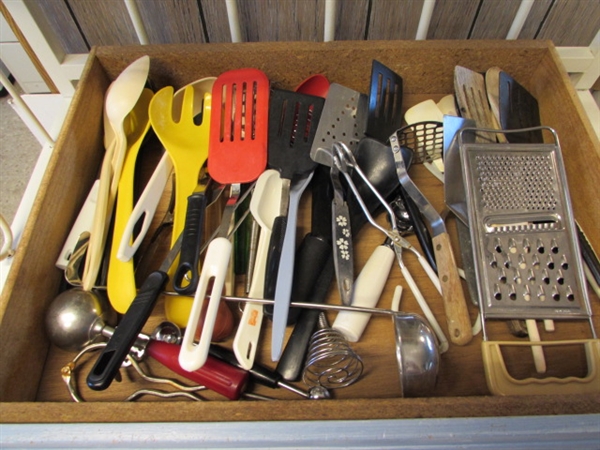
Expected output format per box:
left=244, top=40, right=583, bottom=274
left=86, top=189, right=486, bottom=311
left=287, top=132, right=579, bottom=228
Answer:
left=1, top=40, right=599, bottom=423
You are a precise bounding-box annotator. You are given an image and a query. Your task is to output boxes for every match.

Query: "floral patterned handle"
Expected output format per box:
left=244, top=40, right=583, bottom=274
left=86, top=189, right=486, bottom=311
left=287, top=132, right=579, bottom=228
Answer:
left=332, top=197, right=354, bottom=306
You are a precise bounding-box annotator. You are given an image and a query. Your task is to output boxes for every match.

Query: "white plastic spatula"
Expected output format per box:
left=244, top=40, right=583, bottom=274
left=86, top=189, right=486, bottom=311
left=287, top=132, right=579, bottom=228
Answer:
left=233, top=169, right=282, bottom=369
left=178, top=237, right=232, bottom=372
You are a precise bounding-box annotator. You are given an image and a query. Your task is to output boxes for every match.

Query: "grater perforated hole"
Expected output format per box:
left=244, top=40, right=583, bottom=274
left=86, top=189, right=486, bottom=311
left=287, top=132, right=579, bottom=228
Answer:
left=475, top=154, right=558, bottom=212
left=499, top=270, right=507, bottom=284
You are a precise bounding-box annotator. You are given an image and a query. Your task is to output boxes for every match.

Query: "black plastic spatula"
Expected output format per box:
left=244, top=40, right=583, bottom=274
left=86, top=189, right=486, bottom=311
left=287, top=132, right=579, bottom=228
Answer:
left=264, top=89, right=325, bottom=302
left=366, top=60, right=403, bottom=142
left=498, top=71, right=543, bottom=144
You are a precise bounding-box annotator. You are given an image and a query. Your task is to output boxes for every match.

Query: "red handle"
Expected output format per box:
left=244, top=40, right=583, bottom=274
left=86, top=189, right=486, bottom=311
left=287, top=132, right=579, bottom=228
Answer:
left=146, top=340, right=249, bottom=400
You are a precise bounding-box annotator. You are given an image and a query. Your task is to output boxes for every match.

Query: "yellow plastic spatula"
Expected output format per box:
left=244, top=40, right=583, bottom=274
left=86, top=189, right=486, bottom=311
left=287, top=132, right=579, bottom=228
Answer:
left=107, top=88, right=153, bottom=313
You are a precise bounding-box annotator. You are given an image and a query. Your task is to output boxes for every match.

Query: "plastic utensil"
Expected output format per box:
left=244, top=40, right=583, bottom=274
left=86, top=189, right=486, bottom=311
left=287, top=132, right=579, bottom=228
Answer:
left=233, top=170, right=282, bottom=369
left=265, top=73, right=330, bottom=339
left=148, top=78, right=214, bottom=305
left=117, top=153, right=173, bottom=262
left=82, top=55, right=150, bottom=291
left=86, top=231, right=184, bottom=391
left=270, top=172, right=313, bottom=361
left=118, top=77, right=214, bottom=263
left=294, top=74, right=330, bottom=97
left=498, top=70, right=543, bottom=144
left=180, top=68, right=270, bottom=372
left=106, top=88, right=153, bottom=313
left=366, top=59, right=403, bottom=142
left=263, top=90, right=324, bottom=299
left=56, top=181, right=98, bottom=270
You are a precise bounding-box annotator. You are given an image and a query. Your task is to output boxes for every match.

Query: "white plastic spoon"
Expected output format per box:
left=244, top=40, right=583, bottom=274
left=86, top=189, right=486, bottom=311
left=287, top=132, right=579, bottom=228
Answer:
left=82, top=55, right=150, bottom=291
left=233, top=170, right=282, bottom=369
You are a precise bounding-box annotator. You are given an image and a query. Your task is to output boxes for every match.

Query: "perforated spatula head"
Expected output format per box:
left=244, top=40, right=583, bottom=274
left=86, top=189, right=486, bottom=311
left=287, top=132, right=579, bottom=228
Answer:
left=312, top=83, right=368, bottom=155
left=367, top=60, right=403, bottom=142
left=268, top=89, right=325, bottom=180
left=208, top=68, right=270, bottom=184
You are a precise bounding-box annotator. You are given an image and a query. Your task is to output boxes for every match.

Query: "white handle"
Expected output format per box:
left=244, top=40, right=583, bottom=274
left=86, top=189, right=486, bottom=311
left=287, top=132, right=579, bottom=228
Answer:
left=332, top=245, right=394, bottom=342
left=400, top=264, right=449, bottom=354
left=179, top=237, right=232, bottom=372
left=56, top=180, right=99, bottom=269
left=117, top=153, right=173, bottom=262
left=232, top=227, right=270, bottom=369
left=414, top=250, right=442, bottom=295
left=82, top=142, right=117, bottom=291
left=526, top=319, right=547, bottom=374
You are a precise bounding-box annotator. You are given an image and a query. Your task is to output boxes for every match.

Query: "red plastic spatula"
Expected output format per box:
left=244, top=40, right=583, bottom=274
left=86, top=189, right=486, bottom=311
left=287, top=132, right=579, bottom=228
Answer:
left=179, top=68, right=270, bottom=372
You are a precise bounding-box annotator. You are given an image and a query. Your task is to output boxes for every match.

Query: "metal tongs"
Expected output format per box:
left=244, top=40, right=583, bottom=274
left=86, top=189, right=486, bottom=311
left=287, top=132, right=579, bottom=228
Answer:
left=330, top=142, right=449, bottom=352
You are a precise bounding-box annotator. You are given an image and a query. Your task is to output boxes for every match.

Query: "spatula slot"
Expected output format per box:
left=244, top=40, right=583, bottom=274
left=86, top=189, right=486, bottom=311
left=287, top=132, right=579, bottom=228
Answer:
left=218, top=81, right=259, bottom=143
left=374, top=75, right=400, bottom=126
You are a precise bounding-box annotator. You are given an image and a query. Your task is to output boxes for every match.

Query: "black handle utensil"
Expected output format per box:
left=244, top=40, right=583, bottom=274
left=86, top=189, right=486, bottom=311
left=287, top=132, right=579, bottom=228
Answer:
left=86, top=235, right=183, bottom=391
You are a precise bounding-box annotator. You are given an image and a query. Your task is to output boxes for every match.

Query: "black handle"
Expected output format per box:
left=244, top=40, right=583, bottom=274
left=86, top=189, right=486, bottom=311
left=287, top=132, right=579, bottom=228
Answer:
left=263, top=215, right=288, bottom=317
left=399, top=186, right=437, bottom=273
left=173, top=193, right=207, bottom=295
left=276, top=254, right=335, bottom=381
left=86, top=270, right=168, bottom=391
left=209, top=345, right=281, bottom=389
left=577, top=222, right=600, bottom=288
left=286, top=233, right=331, bottom=325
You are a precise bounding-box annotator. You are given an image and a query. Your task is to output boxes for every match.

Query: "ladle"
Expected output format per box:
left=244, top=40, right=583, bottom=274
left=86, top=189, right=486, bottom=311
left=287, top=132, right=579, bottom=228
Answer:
left=82, top=55, right=150, bottom=292
left=223, top=294, right=440, bottom=397
left=233, top=169, right=283, bottom=369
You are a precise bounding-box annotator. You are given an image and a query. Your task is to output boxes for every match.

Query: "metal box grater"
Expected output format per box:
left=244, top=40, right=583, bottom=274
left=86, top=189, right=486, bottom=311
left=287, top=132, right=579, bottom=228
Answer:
left=459, top=138, right=591, bottom=320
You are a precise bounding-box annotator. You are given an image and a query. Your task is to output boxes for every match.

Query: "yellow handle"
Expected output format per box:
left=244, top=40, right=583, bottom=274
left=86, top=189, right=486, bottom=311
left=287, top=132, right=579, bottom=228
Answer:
left=482, top=339, right=600, bottom=396
left=107, top=89, right=153, bottom=313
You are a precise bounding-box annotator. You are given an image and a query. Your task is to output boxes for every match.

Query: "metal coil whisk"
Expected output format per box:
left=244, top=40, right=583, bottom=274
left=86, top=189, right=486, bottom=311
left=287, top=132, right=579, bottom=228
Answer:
left=303, top=312, right=363, bottom=389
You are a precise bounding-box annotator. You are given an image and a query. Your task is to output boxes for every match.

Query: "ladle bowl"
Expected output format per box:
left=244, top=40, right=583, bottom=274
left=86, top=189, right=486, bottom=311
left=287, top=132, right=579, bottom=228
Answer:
left=393, top=313, right=439, bottom=397
left=224, top=295, right=440, bottom=397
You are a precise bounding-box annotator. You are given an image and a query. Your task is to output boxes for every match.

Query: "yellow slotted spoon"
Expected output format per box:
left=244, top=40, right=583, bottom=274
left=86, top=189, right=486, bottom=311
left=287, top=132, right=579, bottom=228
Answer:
left=106, top=88, right=154, bottom=314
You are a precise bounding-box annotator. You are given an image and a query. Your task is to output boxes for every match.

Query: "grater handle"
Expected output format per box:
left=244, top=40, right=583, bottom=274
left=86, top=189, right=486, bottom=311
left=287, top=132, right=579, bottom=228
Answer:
left=482, top=340, right=600, bottom=396
left=432, top=232, right=473, bottom=346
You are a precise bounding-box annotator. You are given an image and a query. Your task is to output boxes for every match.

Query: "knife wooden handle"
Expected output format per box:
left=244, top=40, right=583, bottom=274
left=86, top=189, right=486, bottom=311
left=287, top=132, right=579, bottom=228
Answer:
left=432, top=232, right=472, bottom=346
